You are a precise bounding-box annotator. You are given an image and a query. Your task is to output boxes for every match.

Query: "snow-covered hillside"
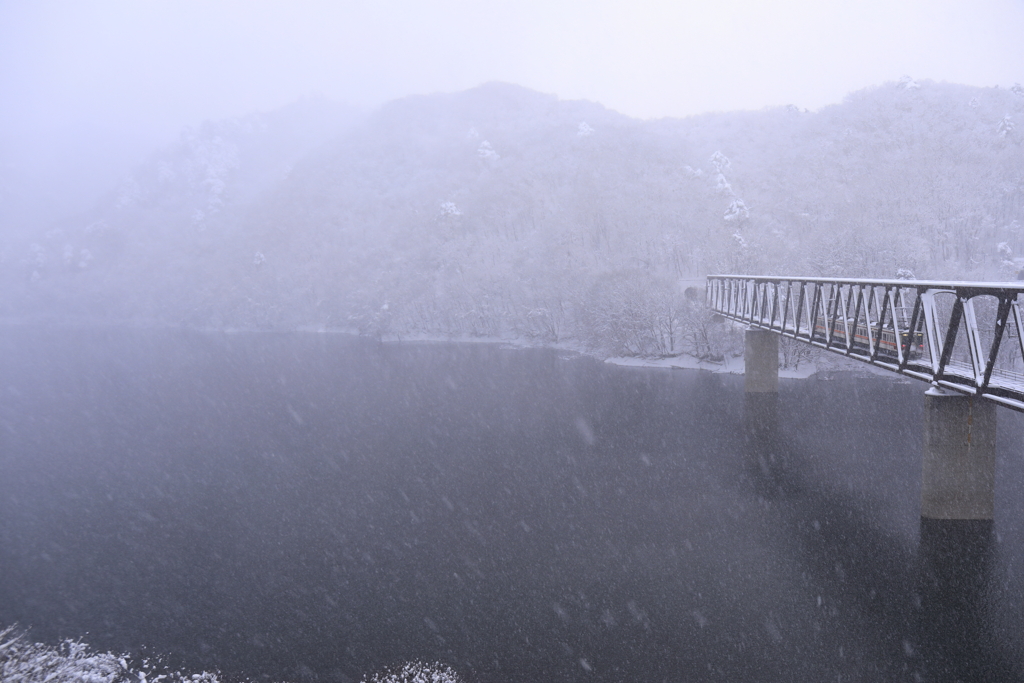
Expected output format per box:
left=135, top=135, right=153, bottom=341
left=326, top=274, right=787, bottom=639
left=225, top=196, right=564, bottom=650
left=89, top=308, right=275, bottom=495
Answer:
left=5, top=80, right=1023, bottom=356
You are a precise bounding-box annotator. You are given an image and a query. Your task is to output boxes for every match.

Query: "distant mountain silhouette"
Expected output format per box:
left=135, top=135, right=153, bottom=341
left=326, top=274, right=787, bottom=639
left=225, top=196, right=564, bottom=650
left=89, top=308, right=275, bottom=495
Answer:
left=5, top=80, right=1023, bottom=356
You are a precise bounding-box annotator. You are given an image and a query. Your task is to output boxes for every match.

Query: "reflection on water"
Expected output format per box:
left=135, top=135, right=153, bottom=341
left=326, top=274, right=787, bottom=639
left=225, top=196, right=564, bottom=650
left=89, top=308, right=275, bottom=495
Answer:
left=917, top=519, right=1001, bottom=682
left=745, top=381, right=1024, bottom=683
left=743, top=392, right=788, bottom=496
left=1, top=329, right=1023, bottom=682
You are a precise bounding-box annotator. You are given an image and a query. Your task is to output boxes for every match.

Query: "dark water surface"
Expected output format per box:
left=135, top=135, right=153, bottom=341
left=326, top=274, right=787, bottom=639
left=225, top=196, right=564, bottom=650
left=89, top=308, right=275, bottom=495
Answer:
left=2, top=328, right=1024, bottom=682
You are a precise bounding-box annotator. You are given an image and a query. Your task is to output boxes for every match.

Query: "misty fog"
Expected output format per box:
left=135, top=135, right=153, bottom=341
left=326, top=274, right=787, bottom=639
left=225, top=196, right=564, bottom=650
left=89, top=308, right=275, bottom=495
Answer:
left=5, top=79, right=1024, bottom=357
left=4, top=2, right=1024, bottom=682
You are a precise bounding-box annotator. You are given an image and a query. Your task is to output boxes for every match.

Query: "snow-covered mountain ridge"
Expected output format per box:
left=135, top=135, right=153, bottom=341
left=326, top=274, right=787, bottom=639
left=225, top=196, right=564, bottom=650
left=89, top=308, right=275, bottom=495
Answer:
left=4, top=80, right=1023, bottom=357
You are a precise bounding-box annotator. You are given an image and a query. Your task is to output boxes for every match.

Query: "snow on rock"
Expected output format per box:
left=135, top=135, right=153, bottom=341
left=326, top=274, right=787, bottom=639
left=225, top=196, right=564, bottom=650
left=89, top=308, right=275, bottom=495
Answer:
left=0, top=626, right=221, bottom=683
left=364, top=661, right=463, bottom=683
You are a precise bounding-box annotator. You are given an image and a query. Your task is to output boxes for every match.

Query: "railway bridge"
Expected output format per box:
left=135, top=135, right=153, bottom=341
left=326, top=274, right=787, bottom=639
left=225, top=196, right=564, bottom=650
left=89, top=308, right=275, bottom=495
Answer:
left=706, top=275, right=1024, bottom=522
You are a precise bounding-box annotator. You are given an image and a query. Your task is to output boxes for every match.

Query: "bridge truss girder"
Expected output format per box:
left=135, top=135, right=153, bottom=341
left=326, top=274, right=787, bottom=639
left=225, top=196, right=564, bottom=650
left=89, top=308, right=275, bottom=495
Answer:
left=706, top=275, right=1024, bottom=413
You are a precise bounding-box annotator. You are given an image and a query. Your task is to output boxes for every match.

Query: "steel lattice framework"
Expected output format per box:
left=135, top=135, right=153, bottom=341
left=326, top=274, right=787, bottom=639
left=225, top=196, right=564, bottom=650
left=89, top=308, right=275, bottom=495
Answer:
left=706, top=275, right=1024, bottom=412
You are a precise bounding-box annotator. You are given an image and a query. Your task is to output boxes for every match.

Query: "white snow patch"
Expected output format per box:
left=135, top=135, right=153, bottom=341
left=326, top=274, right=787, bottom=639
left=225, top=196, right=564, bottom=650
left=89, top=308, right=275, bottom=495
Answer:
left=604, top=353, right=818, bottom=379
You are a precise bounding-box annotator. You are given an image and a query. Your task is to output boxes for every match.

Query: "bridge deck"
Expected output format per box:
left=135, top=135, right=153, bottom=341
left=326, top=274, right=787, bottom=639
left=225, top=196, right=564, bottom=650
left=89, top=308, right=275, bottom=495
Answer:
left=706, top=275, right=1024, bottom=413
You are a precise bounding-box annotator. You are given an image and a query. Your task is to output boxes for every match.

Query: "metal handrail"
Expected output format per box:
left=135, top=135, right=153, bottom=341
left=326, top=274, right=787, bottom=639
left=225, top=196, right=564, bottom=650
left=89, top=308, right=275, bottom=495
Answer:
left=707, top=275, right=1024, bottom=413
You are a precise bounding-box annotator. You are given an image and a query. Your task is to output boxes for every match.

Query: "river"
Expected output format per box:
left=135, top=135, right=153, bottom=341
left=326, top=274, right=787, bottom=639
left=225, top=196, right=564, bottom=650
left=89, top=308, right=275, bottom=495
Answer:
left=1, top=327, right=1023, bottom=682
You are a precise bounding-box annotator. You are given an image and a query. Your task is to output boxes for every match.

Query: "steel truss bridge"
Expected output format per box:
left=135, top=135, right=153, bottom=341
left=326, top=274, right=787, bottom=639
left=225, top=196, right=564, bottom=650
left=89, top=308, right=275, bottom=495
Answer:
left=706, top=275, right=1024, bottom=413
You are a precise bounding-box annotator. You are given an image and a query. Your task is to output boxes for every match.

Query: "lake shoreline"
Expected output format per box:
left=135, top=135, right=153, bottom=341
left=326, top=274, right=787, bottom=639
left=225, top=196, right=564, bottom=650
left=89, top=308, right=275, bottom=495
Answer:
left=0, top=316, right=906, bottom=381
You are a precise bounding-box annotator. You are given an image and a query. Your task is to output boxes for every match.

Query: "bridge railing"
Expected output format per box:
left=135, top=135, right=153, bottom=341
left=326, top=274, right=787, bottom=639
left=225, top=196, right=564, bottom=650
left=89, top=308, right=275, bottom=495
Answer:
left=706, top=275, right=1024, bottom=412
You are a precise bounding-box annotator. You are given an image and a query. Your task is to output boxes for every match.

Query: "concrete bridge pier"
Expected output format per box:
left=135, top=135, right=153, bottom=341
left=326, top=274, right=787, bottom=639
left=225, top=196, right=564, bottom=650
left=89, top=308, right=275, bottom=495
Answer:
left=744, top=329, right=780, bottom=474
left=921, top=386, right=996, bottom=521
left=917, top=387, right=997, bottom=679
left=744, top=329, right=779, bottom=397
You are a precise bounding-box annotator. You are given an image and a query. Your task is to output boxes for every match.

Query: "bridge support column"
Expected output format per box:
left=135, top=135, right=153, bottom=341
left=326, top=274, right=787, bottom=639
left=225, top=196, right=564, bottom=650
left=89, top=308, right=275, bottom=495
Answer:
left=744, top=330, right=779, bottom=472
left=745, top=327, right=774, bottom=393
left=921, top=387, right=996, bottom=520
left=917, top=388, right=996, bottom=678
left=744, top=329, right=779, bottom=396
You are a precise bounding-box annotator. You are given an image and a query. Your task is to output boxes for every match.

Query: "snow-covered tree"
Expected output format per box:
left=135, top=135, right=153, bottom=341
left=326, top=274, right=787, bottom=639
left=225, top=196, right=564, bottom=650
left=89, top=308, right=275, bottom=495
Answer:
left=709, top=151, right=730, bottom=173
left=8, top=80, right=1024, bottom=351
left=477, top=140, right=500, bottom=160
left=998, top=114, right=1014, bottom=137
left=438, top=200, right=464, bottom=236
left=439, top=201, right=462, bottom=217
left=724, top=199, right=749, bottom=222
left=898, top=75, right=920, bottom=90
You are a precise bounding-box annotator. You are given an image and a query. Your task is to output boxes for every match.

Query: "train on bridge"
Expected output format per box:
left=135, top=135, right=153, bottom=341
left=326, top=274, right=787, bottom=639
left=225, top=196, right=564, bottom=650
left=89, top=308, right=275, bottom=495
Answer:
left=812, top=311, right=925, bottom=360
left=706, top=275, right=1024, bottom=413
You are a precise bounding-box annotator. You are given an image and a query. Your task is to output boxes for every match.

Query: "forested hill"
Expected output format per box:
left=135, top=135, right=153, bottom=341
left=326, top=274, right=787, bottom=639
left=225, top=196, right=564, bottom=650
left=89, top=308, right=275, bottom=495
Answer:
left=5, top=80, right=1024, bottom=356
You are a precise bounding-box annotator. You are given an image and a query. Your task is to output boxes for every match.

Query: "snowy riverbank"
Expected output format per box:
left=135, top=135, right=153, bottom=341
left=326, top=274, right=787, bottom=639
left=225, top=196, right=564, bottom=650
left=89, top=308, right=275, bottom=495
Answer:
left=3, top=317, right=898, bottom=381
left=604, top=353, right=819, bottom=378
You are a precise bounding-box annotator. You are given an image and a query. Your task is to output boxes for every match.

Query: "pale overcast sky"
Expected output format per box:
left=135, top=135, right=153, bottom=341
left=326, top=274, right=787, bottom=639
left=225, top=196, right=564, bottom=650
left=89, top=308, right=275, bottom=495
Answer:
left=2, top=0, right=1024, bottom=214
